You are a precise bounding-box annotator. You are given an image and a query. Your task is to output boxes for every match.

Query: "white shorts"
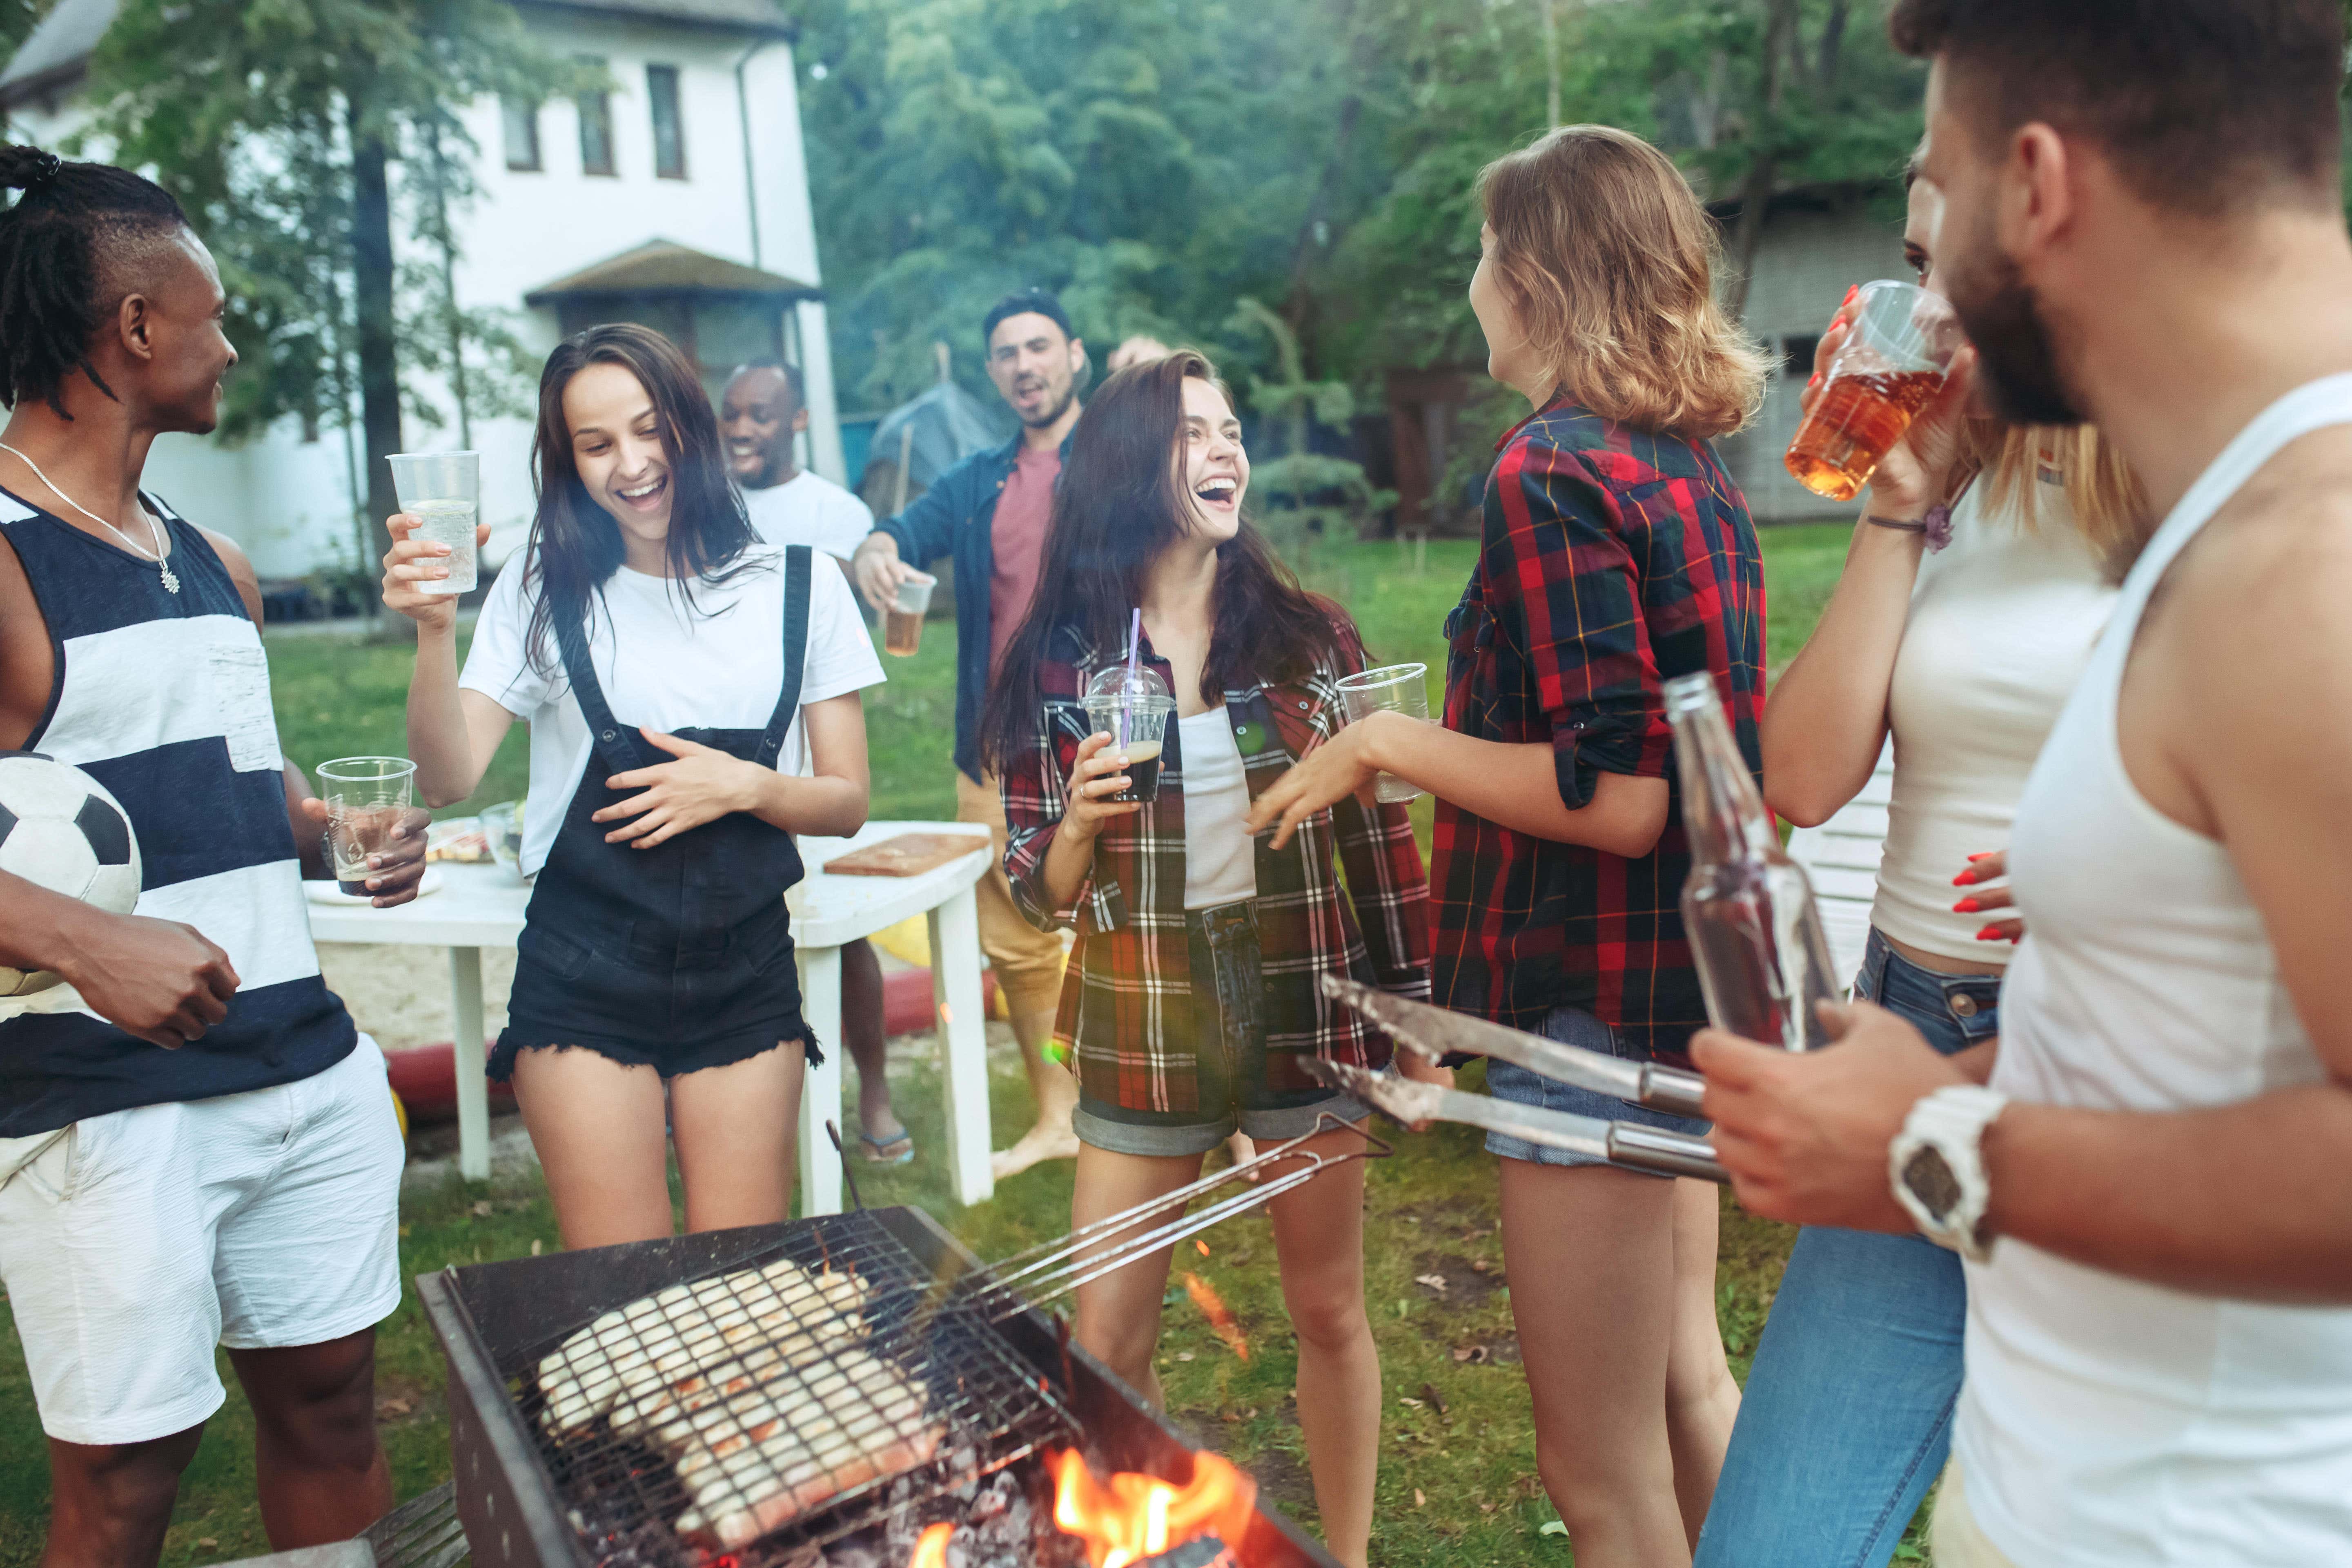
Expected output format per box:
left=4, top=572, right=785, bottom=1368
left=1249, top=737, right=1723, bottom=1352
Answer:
left=0, top=1041, right=403, bottom=1447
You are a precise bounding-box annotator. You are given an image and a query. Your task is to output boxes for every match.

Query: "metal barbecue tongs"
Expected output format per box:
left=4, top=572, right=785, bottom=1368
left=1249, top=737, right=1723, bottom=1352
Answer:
left=1306, top=976, right=1727, bottom=1183
left=947, top=1111, right=1394, bottom=1321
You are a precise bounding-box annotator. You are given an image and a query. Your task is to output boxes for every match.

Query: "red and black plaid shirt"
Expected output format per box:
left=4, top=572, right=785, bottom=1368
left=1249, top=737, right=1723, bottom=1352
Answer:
left=1432, top=396, right=1766, bottom=1065
left=1001, top=607, right=1430, bottom=1113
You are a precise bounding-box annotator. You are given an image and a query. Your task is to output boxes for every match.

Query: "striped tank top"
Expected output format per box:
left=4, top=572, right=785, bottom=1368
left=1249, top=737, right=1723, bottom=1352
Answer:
left=0, top=488, right=354, bottom=1136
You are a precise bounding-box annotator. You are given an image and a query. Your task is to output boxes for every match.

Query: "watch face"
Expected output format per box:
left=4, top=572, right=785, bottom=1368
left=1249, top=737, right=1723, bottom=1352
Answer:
left=1903, top=1146, right=1962, bottom=1218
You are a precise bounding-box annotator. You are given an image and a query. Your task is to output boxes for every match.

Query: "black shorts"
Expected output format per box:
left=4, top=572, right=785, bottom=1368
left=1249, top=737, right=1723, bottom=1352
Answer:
left=490, top=908, right=821, bottom=1081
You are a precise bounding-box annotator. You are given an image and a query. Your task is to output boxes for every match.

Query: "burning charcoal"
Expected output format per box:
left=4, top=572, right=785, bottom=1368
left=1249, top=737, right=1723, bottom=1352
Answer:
left=825, top=1536, right=889, bottom=1568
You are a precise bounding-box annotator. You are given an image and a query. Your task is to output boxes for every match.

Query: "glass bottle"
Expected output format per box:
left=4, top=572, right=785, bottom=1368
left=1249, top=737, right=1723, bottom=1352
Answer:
left=1664, top=670, right=1838, bottom=1050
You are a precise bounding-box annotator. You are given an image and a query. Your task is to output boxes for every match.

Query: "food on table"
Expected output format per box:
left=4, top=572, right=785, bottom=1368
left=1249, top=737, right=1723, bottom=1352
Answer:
left=534, top=1256, right=940, bottom=1546
left=425, top=818, right=490, bottom=863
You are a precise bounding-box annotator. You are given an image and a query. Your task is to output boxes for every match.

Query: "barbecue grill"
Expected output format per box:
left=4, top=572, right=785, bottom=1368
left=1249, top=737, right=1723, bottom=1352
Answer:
left=419, top=1203, right=1346, bottom=1568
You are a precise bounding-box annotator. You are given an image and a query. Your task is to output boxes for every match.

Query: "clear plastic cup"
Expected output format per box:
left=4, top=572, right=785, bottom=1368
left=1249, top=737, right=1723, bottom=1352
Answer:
left=884, top=571, right=937, bottom=657
left=1783, top=282, right=1966, bottom=502
left=1082, top=666, right=1175, bottom=803
left=1335, top=662, right=1430, bottom=804
left=316, top=756, right=416, bottom=895
left=387, top=450, right=482, bottom=595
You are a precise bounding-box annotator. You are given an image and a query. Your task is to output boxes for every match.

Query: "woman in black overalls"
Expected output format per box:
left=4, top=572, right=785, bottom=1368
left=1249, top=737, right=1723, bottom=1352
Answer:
left=383, top=325, right=874, bottom=1249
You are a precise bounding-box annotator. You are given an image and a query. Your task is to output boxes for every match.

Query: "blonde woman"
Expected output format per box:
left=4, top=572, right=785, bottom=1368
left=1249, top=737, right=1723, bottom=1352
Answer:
left=1252, top=125, right=1769, bottom=1566
left=1690, top=167, right=2146, bottom=1568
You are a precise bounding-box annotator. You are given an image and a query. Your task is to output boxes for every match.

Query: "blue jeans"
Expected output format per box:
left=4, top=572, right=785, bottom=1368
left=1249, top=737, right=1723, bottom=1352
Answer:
left=1693, top=929, right=2001, bottom=1568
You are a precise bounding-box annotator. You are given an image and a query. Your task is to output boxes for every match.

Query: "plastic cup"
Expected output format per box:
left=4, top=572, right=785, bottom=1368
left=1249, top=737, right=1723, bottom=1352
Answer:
left=317, top=756, right=416, bottom=896
left=1081, top=695, right=1175, bottom=802
left=387, top=450, right=482, bottom=595
left=884, top=571, right=937, bottom=657
left=1335, top=662, right=1430, bottom=804
left=1783, top=282, right=1966, bottom=502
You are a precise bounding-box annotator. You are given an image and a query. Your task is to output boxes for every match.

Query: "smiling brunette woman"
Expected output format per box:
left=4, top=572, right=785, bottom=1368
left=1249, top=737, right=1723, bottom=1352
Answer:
left=980, top=350, right=1433, bottom=1568
left=383, top=324, right=883, bottom=1248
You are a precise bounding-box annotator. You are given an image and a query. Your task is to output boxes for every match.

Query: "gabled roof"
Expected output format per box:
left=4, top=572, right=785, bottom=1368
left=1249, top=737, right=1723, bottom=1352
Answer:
left=514, top=0, right=793, bottom=38
left=524, top=239, right=817, bottom=303
left=0, top=0, right=791, bottom=108
left=0, top=0, right=113, bottom=106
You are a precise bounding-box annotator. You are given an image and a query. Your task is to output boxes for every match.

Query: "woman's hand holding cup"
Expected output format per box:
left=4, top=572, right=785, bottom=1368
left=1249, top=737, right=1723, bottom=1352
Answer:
left=1062, top=731, right=1143, bottom=840
left=381, top=512, right=489, bottom=631
left=1802, top=296, right=1979, bottom=519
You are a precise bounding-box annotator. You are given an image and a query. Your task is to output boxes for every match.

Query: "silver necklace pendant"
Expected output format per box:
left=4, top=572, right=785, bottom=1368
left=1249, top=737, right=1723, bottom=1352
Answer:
left=158, top=560, right=180, bottom=594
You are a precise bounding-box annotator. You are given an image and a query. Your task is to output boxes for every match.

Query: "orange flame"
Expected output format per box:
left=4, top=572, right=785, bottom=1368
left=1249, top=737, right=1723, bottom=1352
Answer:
left=1182, top=1273, right=1249, bottom=1361
left=906, top=1522, right=953, bottom=1568
left=1049, top=1449, right=1256, bottom=1568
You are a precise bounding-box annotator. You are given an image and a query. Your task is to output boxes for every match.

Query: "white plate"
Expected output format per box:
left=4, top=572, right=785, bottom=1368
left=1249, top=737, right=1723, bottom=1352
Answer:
left=304, top=867, right=444, bottom=906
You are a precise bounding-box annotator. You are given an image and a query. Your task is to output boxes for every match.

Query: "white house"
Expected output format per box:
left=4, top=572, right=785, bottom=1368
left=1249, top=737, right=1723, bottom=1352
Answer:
left=0, top=0, right=846, bottom=582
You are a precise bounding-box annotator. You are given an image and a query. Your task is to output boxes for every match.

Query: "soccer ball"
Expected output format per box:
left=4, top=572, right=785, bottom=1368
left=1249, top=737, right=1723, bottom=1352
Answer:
left=0, top=752, right=142, bottom=997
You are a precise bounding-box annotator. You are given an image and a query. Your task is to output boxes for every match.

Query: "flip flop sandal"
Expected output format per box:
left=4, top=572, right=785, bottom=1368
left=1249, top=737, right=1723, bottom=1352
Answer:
left=858, top=1129, right=915, bottom=1165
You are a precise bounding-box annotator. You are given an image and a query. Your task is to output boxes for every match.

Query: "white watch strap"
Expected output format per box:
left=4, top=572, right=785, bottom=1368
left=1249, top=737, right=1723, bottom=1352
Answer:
left=1890, top=1083, right=2008, bottom=1262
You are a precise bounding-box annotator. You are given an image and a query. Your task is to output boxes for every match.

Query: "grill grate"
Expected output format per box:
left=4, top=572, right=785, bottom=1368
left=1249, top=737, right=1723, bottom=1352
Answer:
left=498, top=1211, right=1076, bottom=1568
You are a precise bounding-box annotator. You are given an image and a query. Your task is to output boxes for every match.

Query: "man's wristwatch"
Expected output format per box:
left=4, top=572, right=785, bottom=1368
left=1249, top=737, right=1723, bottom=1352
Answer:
left=1889, top=1084, right=2009, bottom=1263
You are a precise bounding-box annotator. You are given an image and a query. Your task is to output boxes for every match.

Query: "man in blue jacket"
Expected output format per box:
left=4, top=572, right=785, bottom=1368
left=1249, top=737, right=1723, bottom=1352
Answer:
left=852, top=290, right=1085, bottom=1180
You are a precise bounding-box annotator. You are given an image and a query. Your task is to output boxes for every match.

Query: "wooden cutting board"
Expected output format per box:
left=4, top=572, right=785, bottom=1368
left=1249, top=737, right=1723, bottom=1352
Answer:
left=822, top=831, right=988, bottom=878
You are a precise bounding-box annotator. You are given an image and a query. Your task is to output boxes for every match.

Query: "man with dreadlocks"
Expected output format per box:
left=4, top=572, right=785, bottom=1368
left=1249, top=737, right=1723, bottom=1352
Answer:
left=0, top=146, right=423, bottom=1567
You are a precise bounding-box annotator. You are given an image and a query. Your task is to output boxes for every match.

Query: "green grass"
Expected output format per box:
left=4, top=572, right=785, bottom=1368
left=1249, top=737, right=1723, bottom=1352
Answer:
left=0, top=522, right=1863, bottom=1566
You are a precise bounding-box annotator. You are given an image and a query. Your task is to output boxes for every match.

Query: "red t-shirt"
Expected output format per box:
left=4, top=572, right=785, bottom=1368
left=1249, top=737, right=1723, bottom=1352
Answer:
left=987, top=443, right=1061, bottom=679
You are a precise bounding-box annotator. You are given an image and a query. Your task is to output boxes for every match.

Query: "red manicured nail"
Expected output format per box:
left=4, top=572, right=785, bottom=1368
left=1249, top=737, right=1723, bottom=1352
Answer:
left=1976, top=925, right=2004, bottom=942
left=1953, top=898, right=1982, bottom=914
left=1953, top=870, right=1976, bottom=886
left=1842, top=284, right=1858, bottom=306
left=1968, top=852, right=1993, bottom=861
left=1807, top=373, right=1822, bottom=391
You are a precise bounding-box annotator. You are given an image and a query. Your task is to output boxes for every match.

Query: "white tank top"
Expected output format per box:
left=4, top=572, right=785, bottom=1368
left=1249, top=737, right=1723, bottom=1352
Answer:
left=1953, top=374, right=2352, bottom=1565
left=1873, top=481, right=2114, bottom=963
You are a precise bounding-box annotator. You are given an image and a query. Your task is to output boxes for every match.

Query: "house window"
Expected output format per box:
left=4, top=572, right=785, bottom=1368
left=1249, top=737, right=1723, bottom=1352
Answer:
left=648, top=64, right=686, bottom=179
left=502, top=98, right=542, bottom=172
left=1782, top=333, right=1820, bottom=381
left=578, top=78, right=616, bottom=176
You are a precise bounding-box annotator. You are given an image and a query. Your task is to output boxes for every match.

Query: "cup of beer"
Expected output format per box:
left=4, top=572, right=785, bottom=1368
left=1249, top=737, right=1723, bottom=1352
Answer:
left=1784, top=281, right=1967, bottom=502
left=883, top=571, right=936, bottom=657
left=317, top=756, right=416, bottom=897
left=1082, top=666, right=1175, bottom=804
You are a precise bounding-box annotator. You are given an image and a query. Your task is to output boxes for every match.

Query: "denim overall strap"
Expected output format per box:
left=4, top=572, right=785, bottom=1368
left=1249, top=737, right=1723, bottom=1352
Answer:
left=752, top=545, right=813, bottom=771
left=554, top=591, right=651, bottom=777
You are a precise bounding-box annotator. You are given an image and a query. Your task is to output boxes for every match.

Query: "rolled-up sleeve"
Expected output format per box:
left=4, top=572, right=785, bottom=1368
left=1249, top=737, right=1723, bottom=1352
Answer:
left=1482, top=437, right=1665, bottom=811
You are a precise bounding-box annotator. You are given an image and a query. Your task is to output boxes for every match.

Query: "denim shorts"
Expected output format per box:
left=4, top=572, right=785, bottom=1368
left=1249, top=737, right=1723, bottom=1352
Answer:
left=1072, top=900, right=1368, bottom=1158
left=1483, top=1005, right=1711, bottom=1172
left=1850, top=928, right=2002, bottom=1056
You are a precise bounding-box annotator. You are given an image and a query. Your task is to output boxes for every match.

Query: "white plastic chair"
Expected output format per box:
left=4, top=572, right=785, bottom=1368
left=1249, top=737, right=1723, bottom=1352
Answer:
left=1784, top=742, right=1894, bottom=994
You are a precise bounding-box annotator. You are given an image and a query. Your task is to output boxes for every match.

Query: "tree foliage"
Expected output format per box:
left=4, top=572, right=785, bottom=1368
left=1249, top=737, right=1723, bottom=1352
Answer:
left=797, top=0, right=1925, bottom=422
left=76, top=0, right=580, bottom=558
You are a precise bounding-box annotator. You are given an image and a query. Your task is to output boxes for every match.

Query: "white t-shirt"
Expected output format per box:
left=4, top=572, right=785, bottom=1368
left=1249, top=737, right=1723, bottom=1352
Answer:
left=742, top=471, right=874, bottom=561
left=461, top=546, right=884, bottom=876
left=1178, top=709, right=1257, bottom=910
left=1871, top=481, right=2114, bottom=962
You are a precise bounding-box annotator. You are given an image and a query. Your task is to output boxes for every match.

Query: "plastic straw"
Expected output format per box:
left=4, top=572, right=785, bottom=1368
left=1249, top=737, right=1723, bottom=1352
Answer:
left=1121, top=608, right=1142, bottom=747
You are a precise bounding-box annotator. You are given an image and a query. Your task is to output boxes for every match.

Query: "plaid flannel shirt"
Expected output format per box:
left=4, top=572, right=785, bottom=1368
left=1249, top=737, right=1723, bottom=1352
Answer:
left=1433, top=396, right=1766, bottom=1065
left=1001, top=609, right=1431, bottom=1114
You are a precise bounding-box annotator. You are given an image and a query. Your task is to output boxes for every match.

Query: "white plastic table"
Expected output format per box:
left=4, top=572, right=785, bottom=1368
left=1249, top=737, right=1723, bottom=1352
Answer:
left=305, top=820, right=996, bottom=1213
